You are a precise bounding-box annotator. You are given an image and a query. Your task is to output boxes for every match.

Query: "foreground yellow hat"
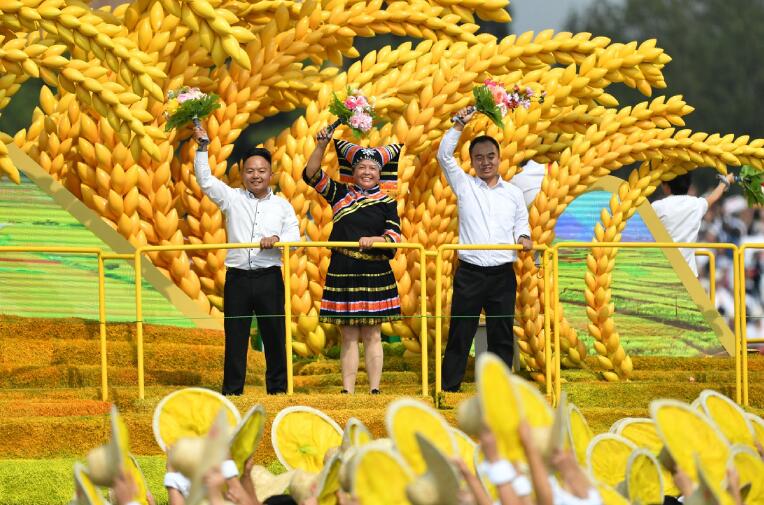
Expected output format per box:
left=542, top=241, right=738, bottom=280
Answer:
left=623, top=448, right=664, bottom=505
left=249, top=465, right=294, bottom=502
left=386, top=398, right=455, bottom=475
left=650, top=399, right=730, bottom=484
left=748, top=413, right=764, bottom=447
left=271, top=406, right=343, bottom=473
left=341, top=417, right=373, bottom=450
left=684, top=455, right=735, bottom=505
left=230, top=405, right=266, bottom=474
left=73, top=462, right=107, bottom=505
left=178, top=410, right=234, bottom=505
left=351, top=443, right=414, bottom=505
left=316, top=451, right=343, bottom=505
left=612, top=418, right=679, bottom=497
left=727, top=445, right=764, bottom=503
left=83, top=407, right=149, bottom=505
left=698, top=390, right=755, bottom=447
left=406, top=433, right=461, bottom=505
left=152, top=388, right=240, bottom=452
left=568, top=401, right=594, bottom=467
left=596, top=482, right=630, bottom=505
left=476, top=353, right=523, bottom=461
left=449, top=426, right=477, bottom=475
left=587, top=433, right=638, bottom=488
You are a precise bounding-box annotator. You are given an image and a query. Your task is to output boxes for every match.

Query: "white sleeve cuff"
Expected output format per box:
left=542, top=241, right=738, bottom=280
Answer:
left=164, top=471, right=191, bottom=497
left=479, top=460, right=518, bottom=486
left=511, top=475, right=532, bottom=497
left=221, top=459, right=239, bottom=480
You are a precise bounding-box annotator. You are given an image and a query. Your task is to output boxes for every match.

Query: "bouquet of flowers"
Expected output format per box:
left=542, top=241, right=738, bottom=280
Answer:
left=459, top=79, right=545, bottom=128
left=728, top=166, right=764, bottom=207
left=164, top=87, right=221, bottom=143
left=328, top=87, right=376, bottom=137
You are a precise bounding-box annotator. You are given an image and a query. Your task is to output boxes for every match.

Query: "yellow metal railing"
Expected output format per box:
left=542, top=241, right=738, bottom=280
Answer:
left=551, top=242, right=742, bottom=404
left=433, top=244, right=553, bottom=399
left=739, top=243, right=764, bottom=407
left=0, top=246, right=110, bottom=401
left=2, top=241, right=753, bottom=406
left=133, top=241, right=428, bottom=399
left=694, top=250, right=716, bottom=304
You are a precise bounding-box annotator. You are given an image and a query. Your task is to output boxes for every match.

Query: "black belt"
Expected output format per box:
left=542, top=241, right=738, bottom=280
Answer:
left=458, top=259, right=515, bottom=274
left=226, top=266, right=281, bottom=277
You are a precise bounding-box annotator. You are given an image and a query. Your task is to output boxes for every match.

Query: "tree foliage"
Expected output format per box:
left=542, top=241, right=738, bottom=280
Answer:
left=567, top=0, right=764, bottom=140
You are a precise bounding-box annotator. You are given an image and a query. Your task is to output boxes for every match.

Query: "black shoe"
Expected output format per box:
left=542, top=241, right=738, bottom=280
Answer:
left=370, top=389, right=381, bottom=395
left=442, top=387, right=461, bottom=393
left=341, top=389, right=350, bottom=394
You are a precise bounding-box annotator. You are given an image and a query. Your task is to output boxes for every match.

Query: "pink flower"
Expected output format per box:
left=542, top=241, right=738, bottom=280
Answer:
left=349, top=112, right=373, bottom=131
left=177, top=88, right=204, bottom=103
left=353, top=94, right=369, bottom=109
left=344, top=96, right=359, bottom=109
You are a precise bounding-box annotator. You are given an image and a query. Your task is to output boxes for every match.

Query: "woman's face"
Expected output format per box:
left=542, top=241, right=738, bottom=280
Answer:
left=353, top=159, right=381, bottom=190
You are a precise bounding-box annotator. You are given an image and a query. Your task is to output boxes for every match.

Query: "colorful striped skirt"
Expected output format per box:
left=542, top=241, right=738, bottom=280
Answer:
left=319, top=248, right=401, bottom=326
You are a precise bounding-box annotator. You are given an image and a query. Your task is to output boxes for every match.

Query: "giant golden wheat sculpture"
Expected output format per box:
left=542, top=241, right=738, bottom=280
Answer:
left=1, top=0, right=762, bottom=382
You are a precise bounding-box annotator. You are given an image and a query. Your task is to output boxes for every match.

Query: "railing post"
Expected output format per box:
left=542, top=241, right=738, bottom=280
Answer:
left=97, top=252, right=108, bottom=401
left=134, top=248, right=145, bottom=400
left=418, top=245, right=428, bottom=397
left=738, top=246, right=748, bottom=406
left=283, top=244, right=294, bottom=395
left=435, top=247, right=444, bottom=396
left=552, top=246, right=562, bottom=403
left=543, top=248, right=552, bottom=404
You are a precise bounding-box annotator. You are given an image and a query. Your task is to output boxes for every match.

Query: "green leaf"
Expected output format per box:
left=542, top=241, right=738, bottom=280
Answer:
left=473, top=85, right=504, bottom=128
left=737, top=165, right=764, bottom=207
left=164, top=94, right=221, bottom=132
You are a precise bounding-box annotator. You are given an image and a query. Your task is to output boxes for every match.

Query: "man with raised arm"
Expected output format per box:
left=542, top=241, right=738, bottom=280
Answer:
left=193, top=125, right=300, bottom=395
left=437, top=107, right=532, bottom=392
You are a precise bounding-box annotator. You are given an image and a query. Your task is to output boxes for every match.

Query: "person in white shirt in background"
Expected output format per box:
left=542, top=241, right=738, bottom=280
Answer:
left=651, top=172, right=734, bottom=276
left=437, top=107, right=532, bottom=392
left=510, top=159, right=547, bottom=207
left=193, top=125, right=300, bottom=395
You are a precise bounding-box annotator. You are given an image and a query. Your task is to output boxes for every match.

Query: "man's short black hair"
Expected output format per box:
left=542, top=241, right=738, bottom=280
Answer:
left=468, top=135, right=500, bottom=157
left=666, top=173, right=691, bottom=195
left=244, top=147, right=272, bottom=166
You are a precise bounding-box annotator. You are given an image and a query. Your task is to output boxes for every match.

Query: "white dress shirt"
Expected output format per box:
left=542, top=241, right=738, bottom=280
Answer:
left=437, top=127, right=531, bottom=266
left=511, top=160, right=547, bottom=207
left=194, top=151, right=301, bottom=269
left=651, top=195, right=708, bottom=276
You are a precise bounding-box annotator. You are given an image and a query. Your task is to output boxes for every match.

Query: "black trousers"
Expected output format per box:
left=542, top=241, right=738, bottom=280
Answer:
left=442, top=260, right=517, bottom=391
left=223, top=266, right=287, bottom=395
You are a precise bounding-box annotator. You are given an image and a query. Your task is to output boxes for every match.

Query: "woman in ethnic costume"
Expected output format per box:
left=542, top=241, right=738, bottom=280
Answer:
left=303, top=126, right=403, bottom=394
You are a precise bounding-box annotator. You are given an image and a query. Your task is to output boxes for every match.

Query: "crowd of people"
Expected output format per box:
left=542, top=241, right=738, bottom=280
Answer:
left=76, top=373, right=764, bottom=505
left=696, top=194, right=764, bottom=345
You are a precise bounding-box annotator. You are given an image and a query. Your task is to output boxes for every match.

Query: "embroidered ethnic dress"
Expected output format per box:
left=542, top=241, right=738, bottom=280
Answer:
left=304, top=169, right=402, bottom=326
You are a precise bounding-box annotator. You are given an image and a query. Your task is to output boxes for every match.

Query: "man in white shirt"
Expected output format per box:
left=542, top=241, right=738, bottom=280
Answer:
left=437, top=107, right=532, bottom=392
left=193, top=125, right=300, bottom=395
left=652, top=172, right=733, bottom=276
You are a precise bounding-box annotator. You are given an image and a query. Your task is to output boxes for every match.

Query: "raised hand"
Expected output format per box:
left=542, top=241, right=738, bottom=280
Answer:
left=193, top=124, right=210, bottom=149
left=452, top=106, right=477, bottom=130
left=316, top=126, right=334, bottom=149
